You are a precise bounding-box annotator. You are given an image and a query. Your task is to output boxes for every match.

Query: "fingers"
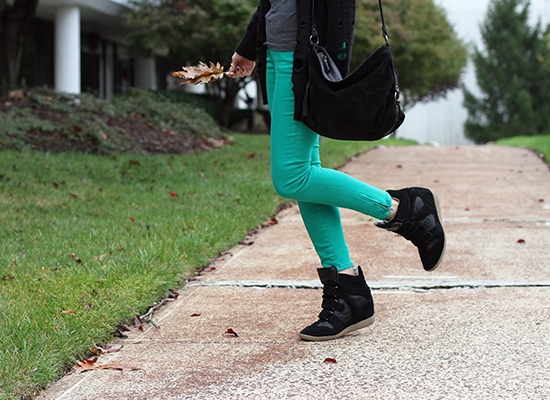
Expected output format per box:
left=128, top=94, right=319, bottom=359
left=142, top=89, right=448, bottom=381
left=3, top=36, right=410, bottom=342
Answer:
left=227, top=53, right=255, bottom=78
left=227, top=63, right=251, bottom=78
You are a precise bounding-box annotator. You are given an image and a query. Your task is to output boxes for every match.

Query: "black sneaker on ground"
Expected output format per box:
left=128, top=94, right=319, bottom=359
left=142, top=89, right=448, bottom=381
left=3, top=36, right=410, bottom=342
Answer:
left=375, top=187, right=445, bottom=271
left=299, top=266, right=375, bottom=341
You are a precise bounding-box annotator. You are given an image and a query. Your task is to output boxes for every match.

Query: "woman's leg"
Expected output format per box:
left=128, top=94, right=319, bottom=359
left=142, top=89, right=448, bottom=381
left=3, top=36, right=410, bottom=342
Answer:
left=265, top=49, right=445, bottom=341
left=266, top=49, right=393, bottom=271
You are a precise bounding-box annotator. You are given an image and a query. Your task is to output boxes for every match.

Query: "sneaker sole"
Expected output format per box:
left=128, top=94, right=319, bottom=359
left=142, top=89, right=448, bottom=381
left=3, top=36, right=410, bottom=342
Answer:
left=298, top=314, right=375, bottom=342
left=424, top=188, right=446, bottom=272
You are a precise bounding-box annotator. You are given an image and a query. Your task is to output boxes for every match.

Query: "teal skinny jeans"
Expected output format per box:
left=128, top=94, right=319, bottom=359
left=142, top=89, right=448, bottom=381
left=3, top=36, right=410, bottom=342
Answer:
left=266, top=49, right=393, bottom=271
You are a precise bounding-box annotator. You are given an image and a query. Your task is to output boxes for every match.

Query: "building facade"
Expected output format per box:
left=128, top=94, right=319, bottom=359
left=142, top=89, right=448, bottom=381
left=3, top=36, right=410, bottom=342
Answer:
left=26, top=0, right=158, bottom=100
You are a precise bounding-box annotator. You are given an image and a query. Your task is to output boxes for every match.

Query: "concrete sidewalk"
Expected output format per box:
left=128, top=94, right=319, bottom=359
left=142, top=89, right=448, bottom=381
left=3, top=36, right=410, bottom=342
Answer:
left=39, top=145, right=550, bottom=400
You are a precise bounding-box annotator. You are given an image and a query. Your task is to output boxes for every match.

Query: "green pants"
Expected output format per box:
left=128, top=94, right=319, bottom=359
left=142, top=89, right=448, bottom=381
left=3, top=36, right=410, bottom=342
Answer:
left=266, top=49, right=393, bottom=271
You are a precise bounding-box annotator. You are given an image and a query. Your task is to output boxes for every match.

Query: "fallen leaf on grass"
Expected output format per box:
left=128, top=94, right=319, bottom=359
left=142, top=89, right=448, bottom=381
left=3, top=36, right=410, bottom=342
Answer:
left=9, top=89, right=24, bottom=102
left=92, top=254, right=109, bottom=262
left=69, top=253, right=82, bottom=263
left=99, top=130, right=109, bottom=140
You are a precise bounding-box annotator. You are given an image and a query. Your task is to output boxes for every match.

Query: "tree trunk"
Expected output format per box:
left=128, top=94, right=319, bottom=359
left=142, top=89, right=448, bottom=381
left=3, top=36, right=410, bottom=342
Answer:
left=0, top=0, right=39, bottom=96
left=219, top=77, right=247, bottom=129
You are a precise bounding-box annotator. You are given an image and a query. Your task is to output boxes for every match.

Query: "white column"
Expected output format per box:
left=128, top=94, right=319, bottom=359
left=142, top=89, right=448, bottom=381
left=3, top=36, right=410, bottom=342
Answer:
left=104, top=42, right=115, bottom=100
left=54, top=6, right=81, bottom=94
left=134, top=57, right=157, bottom=91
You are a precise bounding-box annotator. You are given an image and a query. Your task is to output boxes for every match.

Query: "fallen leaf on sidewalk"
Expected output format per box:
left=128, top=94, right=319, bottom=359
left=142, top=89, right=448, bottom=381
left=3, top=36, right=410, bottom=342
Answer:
left=74, top=357, right=140, bottom=373
left=261, top=217, right=278, bottom=228
left=97, top=362, right=141, bottom=371
left=95, top=344, right=124, bottom=354
left=224, top=328, right=239, bottom=337
left=134, top=315, right=143, bottom=331
left=239, top=236, right=255, bottom=245
left=74, top=358, right=98, bottom=372
left=118, top=323, right=131, bottom=331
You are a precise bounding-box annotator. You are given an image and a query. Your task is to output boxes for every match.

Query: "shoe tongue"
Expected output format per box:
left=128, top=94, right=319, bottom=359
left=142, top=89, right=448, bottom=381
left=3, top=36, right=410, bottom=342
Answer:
left=317, top=267, right=338, bottom=284
left=388, top=190, right=409, bottom=221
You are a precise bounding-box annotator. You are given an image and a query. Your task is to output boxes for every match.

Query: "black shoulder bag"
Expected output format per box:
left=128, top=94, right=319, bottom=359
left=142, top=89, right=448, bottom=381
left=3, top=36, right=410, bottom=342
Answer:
left=301, top=0, right=405, bottom=141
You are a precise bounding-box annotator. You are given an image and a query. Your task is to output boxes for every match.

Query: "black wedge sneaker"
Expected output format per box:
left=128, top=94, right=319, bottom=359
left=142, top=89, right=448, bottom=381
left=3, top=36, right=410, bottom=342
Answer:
left=375, top=187, right=446, bottom=271
left=299, top=266, right=375, bottom=341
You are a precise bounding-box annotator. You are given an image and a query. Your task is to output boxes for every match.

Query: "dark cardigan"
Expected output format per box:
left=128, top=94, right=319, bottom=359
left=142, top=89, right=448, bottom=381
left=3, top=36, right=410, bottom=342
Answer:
left=235, top=0, right=356, bottom=121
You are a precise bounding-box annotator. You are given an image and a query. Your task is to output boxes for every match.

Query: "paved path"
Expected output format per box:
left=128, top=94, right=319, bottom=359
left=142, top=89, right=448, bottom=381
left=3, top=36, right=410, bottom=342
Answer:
left=39, top=145, right=550, bottom=400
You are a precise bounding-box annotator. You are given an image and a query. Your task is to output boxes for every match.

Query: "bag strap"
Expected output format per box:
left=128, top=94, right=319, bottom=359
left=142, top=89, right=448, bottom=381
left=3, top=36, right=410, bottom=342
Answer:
left=310, top=0, right=391, bottom=47
left=377, top=0, right=390, bottom=46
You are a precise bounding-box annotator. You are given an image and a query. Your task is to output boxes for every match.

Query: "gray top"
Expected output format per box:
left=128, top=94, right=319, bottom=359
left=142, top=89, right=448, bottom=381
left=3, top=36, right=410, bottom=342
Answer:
left=265, top=0, right=298, bottom=51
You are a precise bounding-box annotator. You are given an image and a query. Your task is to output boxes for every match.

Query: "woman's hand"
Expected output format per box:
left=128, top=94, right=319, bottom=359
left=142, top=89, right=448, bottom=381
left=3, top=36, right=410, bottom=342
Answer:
left=227, top=52, right=256, bottom=78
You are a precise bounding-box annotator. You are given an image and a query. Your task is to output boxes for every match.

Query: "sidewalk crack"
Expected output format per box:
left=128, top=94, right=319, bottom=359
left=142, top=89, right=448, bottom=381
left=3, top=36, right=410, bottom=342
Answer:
left=187, top=280, right=550, bottom=291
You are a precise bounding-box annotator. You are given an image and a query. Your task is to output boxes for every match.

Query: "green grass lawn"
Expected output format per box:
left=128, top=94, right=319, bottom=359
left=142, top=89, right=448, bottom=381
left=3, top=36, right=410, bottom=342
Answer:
left=496, top=135, right=550, bottom=163
left=0, top=134, right=412, bottom=400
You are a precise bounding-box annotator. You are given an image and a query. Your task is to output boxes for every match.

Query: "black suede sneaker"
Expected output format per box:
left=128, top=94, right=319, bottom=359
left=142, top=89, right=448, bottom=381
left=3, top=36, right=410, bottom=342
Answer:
left=299, top=266, right=375, bottom=341
left=375, top=187, right=445, bottom=271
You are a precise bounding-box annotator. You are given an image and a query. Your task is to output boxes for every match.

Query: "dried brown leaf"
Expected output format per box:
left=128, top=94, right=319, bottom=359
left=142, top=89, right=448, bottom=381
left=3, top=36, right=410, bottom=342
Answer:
left=118, top=323, right=131, bottom=332
left=134, top=315, right=144, bottom=331
left=9, top=90, right=24, bottom=102
left=261, top=217, right=278, bottom=228
left=95, top=344, right=124, bottom=354
left=74, top=357, right=98, bottom=372
left=171, top=61, right=225, bottom=85
left=224, top=328, right=239, bottom=337
left=97, top=362, right=140, bottom=371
